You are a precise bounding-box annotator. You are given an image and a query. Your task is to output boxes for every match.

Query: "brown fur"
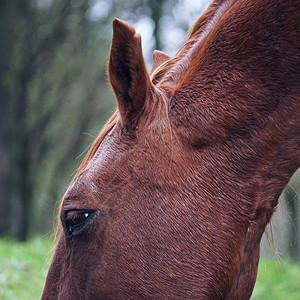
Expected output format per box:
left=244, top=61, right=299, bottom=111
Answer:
left=43, top=0, right=300, bottom=299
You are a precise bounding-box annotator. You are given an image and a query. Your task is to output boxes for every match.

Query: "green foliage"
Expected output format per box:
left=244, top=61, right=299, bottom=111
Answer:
left=0, top=236, right=300, bottom=299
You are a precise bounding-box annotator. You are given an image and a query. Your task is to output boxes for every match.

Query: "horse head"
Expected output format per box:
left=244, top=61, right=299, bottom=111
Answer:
left=43, top=1, right=300, bottom=299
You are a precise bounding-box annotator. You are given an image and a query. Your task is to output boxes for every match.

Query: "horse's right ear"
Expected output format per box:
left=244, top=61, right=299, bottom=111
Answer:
left=108, top=19, right=150, bottom=126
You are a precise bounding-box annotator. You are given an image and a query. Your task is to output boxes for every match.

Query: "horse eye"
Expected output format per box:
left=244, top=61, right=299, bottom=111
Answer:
left=64, top=210, right=94, bottom=234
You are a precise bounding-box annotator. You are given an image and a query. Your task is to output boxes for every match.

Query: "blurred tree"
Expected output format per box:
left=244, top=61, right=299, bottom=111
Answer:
left=145, top=0, right=168, bottom=50
left=0, top=1, right=14, bottom=237
left=0, top=0, right=171, bottom=241
left=0, top=0, right=116, bottom=241
left=109, top=0, right=169, bottom=50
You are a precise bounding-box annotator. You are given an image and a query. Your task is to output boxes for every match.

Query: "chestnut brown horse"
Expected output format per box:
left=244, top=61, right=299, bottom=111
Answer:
left=42, top=0, right=300, bottom=299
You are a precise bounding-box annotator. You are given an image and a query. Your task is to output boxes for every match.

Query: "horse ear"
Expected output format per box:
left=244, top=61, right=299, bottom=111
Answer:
left=150, top=50, right=171, bottom=74
left=108, top=18, right=150, bottom=125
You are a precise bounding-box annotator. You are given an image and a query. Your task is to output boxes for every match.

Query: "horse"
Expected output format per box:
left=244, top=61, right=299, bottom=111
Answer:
left=42, top=0, right=300, bottom=299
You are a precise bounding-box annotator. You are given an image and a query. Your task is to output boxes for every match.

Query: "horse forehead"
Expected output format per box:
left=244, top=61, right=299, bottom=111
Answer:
left=62, top=172, right=101, bottom=206
left=65, top=117, right=177, bottom=204
left=62, top=135, right=122, bottom=202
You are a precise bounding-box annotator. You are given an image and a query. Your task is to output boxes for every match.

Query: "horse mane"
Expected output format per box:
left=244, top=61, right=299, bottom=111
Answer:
left=187, top=0, right=229, bottom=39
left=151, top=0, right=232, bottom=85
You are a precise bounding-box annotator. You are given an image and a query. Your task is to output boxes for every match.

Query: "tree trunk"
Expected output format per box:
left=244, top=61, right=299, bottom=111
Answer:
left=15, top=135, right=32, bottom=241
left=148, top=0, right=165, bottom=50
left=283, top=184, right=299, bottom=260
left=0, top=0, right=16, bottom=236
left=0, top=149, right=12, bottom=235
left=13, top=61, right=32, bottom=241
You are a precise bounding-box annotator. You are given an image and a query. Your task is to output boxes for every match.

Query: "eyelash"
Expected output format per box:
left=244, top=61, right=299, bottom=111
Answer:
left=64, top=210, right=96, bottom=235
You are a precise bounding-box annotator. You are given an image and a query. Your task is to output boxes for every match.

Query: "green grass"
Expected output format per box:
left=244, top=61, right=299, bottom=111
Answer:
left=0, top=236, right=300, bottom=299
left=0, top=236, right=54, bottom=300
left=251, top=258, right=300, bottom=299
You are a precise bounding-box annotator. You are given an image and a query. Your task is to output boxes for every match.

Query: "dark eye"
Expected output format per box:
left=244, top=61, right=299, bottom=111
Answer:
left=64, top=210, right=95, bottom=235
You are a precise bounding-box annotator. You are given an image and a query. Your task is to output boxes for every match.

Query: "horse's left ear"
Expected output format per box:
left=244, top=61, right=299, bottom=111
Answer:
left=150, top=50, right=171, bottom=74
left=108, top=18, right=150, bottom=125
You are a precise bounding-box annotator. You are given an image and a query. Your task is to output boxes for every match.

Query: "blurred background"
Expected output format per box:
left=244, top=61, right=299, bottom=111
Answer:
left=0, top=0, right=212, bottom=242
left=0, top=0, right=299, bottom=298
